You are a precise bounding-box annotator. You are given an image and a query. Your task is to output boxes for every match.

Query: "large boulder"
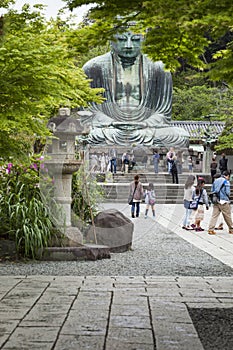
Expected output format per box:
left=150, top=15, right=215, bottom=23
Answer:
left=86, top=209, right=134, bottom=252
left=63, top=227, right=83, bottom=247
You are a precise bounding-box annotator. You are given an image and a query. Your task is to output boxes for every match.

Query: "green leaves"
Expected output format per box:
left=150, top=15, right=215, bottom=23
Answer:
left=0, top=159, right=63, bottom=259
left=71, top=164, right=104, bottom=225
left=0, top=6, right=104, bottom=160
left=65, top=0, right=233, bottom=83
left=173, top=85, right=233, bottom=122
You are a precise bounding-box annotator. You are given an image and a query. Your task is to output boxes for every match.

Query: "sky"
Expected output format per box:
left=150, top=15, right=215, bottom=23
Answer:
left=1, top=0, right=90, bottom=21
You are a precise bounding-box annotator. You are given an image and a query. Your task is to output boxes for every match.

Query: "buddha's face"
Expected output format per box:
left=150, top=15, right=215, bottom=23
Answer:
left=111, top=31, right=143, bottom=59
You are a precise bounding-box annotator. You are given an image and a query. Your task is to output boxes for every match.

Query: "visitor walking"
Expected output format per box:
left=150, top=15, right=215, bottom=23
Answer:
left=208, top=170, right=233, bottom=235
left=99, top=152, right=108, bottom=173
left=182, top=175, right=195, bottom=230
left=142, top=154, right=148, bottom=170
left=188, top=156, right=193, bottom=173
left=129, top=175, right=144, bottom=218
left=166, top=147, right=175, bottom=173
left=210, top=157, right=218, bottom=183
left=211, top=173, right=224, bottom=230
left=109, top=148, right=117, bottom=174
left=122, top=151, right=130, bottom=173
left=129, top=153, right=136, bottom=171
left=144, top=183, right=156, bottom=219
left=170, top=156, right=179, bottom=184
left=152, top=150, right=160, bottom=174
left=191, top=178, right=209, bottom=231
left=219, top=153, right=228, bottom=174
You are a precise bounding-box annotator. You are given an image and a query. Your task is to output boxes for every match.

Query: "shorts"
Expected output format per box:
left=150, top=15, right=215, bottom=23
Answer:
left=195, top=206, right=204, bottom=221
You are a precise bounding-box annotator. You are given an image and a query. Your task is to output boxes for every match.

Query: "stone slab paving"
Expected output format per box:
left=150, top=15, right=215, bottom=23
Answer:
left=1, top=276, right=233, bottom=349
left=1, top=203, right=233, bottom=348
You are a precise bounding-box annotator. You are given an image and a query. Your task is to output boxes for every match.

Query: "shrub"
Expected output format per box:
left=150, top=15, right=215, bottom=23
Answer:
left=71, top=164, right=104, bottom=228
left=0, top=157, right=62, bottom=258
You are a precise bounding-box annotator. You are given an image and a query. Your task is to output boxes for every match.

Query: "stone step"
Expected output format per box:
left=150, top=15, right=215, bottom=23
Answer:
left=38, top=245, right=111, bottom=261
left=99, top=184, right=233, bottom=203
left=96, top=172, right=212, bottom=184
left=99, top=183, right=214, bottom=204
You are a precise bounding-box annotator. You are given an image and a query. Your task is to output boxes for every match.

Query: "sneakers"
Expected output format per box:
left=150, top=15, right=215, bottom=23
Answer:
left=208, top=230, right=216, bottom=235
left=195, top=227, right=204, bottom=232
left=215, top=224, right=223, bottom=230
left=191, top=224, right=196, bottom=229
left=144, top=215, right=156, bottom=219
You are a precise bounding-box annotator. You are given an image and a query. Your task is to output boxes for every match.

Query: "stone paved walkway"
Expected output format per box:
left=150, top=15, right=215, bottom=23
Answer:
left=1, top=203, right=233, bottom=349
left=1, top=275, right=233, bottom=350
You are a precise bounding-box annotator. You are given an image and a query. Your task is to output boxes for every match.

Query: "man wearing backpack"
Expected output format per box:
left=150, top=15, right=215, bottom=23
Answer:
left=208, top=170, right=233, bottom=235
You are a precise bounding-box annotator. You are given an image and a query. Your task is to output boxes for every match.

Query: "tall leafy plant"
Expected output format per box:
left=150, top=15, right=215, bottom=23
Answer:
left=71, top=164, right=104, bottom=227
left=0, top=158, right=62, bottom=258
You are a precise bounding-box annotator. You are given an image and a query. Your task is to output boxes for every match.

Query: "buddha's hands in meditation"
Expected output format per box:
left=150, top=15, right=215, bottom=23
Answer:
left=111, top=121, right=148, bottom=130
left=93, top=114, right=148, bottom=130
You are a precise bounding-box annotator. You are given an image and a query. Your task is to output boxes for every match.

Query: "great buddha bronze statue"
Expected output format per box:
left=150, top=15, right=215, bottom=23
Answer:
left=79, top=30, right=189, bottom=147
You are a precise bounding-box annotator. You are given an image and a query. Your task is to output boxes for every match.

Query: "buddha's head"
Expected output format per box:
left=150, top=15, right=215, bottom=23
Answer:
left=111, top=31, right=143, bottom=60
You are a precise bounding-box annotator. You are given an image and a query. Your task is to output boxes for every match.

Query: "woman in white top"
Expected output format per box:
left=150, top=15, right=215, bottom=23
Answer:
left=182, top=175, right=195, bottom=230
left=99, top=152, right=107, bottom=173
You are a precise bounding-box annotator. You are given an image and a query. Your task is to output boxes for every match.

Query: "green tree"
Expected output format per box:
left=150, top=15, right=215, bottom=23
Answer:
left=0, top=5, right=103, bottom=160
left=215, top=118, right=233, bottom=151
left=172, top=85, right=233, bottom=121
left=66, top=0, right=233, bottom=84
left=0, top=0, right=14, bottom=8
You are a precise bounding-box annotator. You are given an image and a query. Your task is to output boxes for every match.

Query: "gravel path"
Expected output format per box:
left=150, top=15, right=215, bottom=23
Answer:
left=1, top=207, right=233, bottom=276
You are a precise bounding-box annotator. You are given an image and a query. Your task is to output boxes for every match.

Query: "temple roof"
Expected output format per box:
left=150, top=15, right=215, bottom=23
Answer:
left=171, top=120, right=225, bottom=140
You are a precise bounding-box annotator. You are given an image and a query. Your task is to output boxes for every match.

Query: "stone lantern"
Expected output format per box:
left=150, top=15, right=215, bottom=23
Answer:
left=45, top=107, right=85, bottom=244
left=202, top=115, right=218, bottom=173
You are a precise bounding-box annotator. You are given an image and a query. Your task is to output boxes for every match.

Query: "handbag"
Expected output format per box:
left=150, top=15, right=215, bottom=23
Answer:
left=189, top=190, right=202, bottom=210
left=209, top=182, right=225, bottom=204
left=209, top=192, right=219, bottom=205
left=189, top=200, right=199, bottom=210
left=128, top=184, right=137, bottom=205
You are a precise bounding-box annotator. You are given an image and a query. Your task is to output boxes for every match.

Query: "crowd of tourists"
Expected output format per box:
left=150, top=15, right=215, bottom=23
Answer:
left=89, top=148, right=136, bottom=174
left=128, top=170, right=233, bottom=236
